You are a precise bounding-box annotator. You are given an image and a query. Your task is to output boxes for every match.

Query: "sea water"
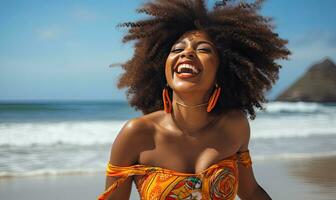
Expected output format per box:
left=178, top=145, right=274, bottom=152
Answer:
left=0, top=101, right=335, bottom=178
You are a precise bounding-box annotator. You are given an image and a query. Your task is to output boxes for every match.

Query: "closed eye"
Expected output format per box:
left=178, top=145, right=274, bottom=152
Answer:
left=197, top=48, right=212, bottom=53
left=171, top=48, right=184, bottom=53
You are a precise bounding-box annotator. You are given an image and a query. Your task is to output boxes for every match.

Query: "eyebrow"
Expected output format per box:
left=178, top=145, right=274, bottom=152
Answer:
left=196, top=41, right=215, bottom=47
left=173, top=40, right=215, bottom=48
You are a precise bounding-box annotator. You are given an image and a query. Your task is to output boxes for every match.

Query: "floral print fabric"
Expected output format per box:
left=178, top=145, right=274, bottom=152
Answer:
left=98, top=150, right=252, bottom=200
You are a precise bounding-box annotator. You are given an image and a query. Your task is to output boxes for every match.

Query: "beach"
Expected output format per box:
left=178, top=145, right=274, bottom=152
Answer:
left=251, top=156, right=336, bottom=200
left=1, top=155, right=335, bottom=200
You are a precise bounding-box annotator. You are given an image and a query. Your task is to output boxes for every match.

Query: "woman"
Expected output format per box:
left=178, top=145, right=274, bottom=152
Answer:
left=98, top=0, right=290, bottom=199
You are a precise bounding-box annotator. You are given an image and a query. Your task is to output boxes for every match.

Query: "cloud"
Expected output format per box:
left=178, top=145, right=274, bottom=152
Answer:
left=288, top=31, right=336, bottom=63
left=290, top=31, right=336, bottom=48
left=36, top=25, right=64, bottom=40
left=72, top=7, right=97, bottom=21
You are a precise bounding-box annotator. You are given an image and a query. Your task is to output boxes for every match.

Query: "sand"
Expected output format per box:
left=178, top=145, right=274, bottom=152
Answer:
left=1, top=156, right=335, bottom=200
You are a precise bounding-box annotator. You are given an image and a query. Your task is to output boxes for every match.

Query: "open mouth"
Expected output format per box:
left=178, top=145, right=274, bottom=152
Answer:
left=174, top=62, right=201, bottom=79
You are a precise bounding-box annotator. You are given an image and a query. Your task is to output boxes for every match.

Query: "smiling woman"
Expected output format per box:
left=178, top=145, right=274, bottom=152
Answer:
left=114, top=0, right=290, bottom=119
left=166, top=31, right=219, bottom=96
left=98, top=0, right=290, bottom=200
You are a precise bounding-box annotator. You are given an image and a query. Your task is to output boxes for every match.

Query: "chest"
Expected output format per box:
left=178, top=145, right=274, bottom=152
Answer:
left=138, top=128, right=241, bottom=174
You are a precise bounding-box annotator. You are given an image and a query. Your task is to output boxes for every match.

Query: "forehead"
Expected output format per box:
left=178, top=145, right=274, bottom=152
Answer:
left=175, top=30, right=213, bottom=44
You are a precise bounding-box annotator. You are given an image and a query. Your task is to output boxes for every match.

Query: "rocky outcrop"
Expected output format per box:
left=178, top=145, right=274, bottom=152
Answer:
left=276, top=58, right=336, bottom=102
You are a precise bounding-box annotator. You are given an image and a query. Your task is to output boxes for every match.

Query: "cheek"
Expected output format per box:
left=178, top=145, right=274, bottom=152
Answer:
left=201, top=56, right=219, bottom=79
left=164, top=55, right=176, bottom=81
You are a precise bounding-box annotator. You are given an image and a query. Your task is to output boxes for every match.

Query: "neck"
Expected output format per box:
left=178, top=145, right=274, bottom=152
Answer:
left=170, top=91, right=216, bottom=136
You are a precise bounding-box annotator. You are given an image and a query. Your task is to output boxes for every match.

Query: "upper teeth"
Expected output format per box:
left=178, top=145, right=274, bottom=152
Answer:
left=177, top=64, right=200, bottom=74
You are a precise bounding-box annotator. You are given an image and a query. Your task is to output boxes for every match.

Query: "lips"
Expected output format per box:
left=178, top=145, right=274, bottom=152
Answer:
left=173, top=61, right=202, bottom=75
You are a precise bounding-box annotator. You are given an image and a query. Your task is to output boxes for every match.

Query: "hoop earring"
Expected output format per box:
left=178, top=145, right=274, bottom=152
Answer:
left=207, top=84, right=221, bottom=113
left=162, top=85, right=172, bottom=113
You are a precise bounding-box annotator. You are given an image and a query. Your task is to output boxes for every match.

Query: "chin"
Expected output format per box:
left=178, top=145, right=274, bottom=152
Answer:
left=171, top=82, right=201, bottom=93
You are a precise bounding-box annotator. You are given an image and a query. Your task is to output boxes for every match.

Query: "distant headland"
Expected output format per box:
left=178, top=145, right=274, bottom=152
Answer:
left=276, top=58, right=336, bottom=103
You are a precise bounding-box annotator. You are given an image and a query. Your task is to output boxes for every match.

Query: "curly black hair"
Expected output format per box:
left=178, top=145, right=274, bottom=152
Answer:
left=114, top=0, right=291, bottom=120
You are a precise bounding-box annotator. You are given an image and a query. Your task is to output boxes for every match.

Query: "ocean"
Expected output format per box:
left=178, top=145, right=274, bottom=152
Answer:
left=0, top=101, right=335, bottom=178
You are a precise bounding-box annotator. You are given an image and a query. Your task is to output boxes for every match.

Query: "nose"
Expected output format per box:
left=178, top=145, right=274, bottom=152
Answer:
left=180, top=47, right=196, bottom=59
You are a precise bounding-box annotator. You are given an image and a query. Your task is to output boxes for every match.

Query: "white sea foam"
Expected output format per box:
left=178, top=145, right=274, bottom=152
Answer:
left=260, top=101, right=335, bottom=113
left=1, top=112, right=335, bottom=147
left=253, top=151, right=336, bottom=161
left=0, top=168, right=103, bottom=178
left=0, top=120, right=126, bottom=146
left=1, top=101, right=335, bottom=178
left=249, top=113, right=336, bottom=138
left=1, top=152, right=336, bottom=178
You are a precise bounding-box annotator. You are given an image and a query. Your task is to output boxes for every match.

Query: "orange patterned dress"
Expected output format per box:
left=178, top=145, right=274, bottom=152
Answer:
left=98, top=150, right=252, bottom=200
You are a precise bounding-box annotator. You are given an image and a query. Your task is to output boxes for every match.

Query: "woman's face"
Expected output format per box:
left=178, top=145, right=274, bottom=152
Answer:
left=165, top=30, right=220, bottom=95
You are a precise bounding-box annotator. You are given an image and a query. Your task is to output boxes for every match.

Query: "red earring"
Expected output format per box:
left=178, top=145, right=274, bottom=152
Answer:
left=162, top=86, right=172, bottom=113
left=207, top=84, right=221, bottom=112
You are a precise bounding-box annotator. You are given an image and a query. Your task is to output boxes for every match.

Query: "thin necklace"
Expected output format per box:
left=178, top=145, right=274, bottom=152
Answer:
left=175, top=101, right=208, bottom=108
left=170, top=111, right=221, bottom=135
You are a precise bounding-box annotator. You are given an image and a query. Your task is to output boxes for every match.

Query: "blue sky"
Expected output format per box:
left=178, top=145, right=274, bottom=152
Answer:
left=1, top=0, right=335, bottom=101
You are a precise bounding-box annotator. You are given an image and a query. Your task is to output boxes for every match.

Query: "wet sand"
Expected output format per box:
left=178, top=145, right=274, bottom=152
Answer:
left=0, top=156, right=335, bottom=200
left=249, top=156, right=336, bottom=200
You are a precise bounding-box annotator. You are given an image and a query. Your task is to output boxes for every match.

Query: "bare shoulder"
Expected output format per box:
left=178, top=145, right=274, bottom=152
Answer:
left=218, top=109, right=251, bottom=151
left=109, top=113, right=158, bottom=166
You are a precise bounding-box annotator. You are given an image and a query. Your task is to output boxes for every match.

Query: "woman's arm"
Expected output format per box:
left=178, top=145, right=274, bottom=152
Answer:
left=237, top=163, right=272, bottom=200
left=231, top=111, right=272, bottom=200
left=105, top=118, right=153, bottom=200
